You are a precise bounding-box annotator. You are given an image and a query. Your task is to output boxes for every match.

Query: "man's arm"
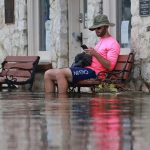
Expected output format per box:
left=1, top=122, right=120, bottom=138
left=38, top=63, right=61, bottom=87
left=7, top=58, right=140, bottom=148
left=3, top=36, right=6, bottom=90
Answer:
left=93, top=50, right=110, bottom=70
left=84, top=48, right=111, bottom=70
left=85, top=42, right=120, bottom=71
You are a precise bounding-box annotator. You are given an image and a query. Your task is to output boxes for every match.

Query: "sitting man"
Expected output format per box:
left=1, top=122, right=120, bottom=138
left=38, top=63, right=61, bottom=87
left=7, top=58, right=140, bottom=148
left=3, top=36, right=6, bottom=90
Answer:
left=44, top=14, right=120, bottom=93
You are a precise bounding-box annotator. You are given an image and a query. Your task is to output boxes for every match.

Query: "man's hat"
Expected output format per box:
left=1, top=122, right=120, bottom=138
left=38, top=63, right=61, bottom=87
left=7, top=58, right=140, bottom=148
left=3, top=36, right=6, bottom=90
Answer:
left=89, top=14, right=115, bottom=31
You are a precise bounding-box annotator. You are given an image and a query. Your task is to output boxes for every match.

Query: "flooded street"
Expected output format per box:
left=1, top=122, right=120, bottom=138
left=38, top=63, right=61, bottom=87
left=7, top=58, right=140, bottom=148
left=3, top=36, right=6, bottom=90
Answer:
left=0, top=91, right=150, bottom=150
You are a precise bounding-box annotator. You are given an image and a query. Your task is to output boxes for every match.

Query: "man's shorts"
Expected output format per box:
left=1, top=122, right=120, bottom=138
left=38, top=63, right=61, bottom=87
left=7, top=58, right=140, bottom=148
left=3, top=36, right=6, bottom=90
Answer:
left=70, top=67, right=96, bottom=83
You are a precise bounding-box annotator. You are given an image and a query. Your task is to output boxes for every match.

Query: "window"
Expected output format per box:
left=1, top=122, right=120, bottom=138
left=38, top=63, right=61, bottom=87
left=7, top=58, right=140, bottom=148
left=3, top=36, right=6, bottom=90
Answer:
left=27, top=0, right=51, bottom=61
left=83, top=0, right=87, bottom=28
left=5, top=0, right=14, bottom=24
left=39, top=0, right=50, bottom=51
left=117, top=0, right=131, bottom=48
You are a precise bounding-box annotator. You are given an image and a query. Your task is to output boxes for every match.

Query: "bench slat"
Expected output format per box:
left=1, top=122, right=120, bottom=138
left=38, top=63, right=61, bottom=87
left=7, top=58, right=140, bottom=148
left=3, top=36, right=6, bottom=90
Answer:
left=5, top=56, right=39, bottom=62
left=2, top=70, right=31, bottom=77
left=3, top=62, right=34, bottom=70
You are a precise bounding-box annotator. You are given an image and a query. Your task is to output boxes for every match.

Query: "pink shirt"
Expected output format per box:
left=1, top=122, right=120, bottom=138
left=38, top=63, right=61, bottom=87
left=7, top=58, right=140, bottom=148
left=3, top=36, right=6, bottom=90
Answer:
left=87, top=36, right=120, bottom=75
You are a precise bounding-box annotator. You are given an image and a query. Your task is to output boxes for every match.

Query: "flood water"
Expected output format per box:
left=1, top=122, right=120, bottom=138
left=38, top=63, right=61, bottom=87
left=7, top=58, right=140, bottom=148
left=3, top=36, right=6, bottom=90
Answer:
left=0, top=91, right=150, bottom=150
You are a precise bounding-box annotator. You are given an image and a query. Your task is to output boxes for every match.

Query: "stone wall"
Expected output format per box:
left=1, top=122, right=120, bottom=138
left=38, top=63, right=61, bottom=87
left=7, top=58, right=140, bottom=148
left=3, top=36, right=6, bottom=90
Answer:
left=86, top=0, right=103, bottom=47
left=0, top=0, right=27, bottom=63
left=131, top=0, right=150, bottom=92
left=48, top=0, right=68, bottom=68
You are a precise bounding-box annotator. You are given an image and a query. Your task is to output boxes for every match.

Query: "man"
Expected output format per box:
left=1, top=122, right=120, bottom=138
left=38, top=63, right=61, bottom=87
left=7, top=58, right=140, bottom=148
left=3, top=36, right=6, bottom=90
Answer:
left=44, top=14, right=120, bottom=93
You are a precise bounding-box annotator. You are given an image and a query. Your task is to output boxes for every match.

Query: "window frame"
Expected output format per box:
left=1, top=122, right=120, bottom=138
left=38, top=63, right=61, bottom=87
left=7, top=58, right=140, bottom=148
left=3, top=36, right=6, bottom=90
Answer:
left=27, top=0, right=51, bottom=61
left=103, top=0, right=131, bottom=54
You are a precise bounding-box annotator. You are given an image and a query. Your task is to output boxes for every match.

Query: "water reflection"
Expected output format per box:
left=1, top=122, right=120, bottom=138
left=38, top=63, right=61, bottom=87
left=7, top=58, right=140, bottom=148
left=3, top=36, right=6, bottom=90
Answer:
left=44, top=94, right=134, bottom=150
left=89, top=96, right=133, bottom=150
left=0, top=92, right=150, bottom=150
left=70, top=95, right=134, bottom=150
left=89, top=97, right=122, bottom=150
left=0, top=92, right=47, bottom=150
left=44, top=93, right=71, bottom=149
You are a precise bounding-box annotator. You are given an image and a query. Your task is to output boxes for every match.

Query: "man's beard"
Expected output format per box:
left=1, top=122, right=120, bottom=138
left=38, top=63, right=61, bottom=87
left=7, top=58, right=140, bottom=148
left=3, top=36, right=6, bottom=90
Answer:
left=97, top=27, right=107, bottom=37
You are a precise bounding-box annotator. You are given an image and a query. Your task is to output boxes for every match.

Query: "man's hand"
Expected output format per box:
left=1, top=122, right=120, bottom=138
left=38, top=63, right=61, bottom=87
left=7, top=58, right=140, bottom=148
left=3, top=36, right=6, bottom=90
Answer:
left=84, top=47, right=97, bottom=56
left=84, top=47, right=110, bottom=70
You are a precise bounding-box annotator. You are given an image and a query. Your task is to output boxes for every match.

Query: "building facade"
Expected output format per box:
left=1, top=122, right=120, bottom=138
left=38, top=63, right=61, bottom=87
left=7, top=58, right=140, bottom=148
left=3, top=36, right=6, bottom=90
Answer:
left=0, top=0, right=150, bottom=92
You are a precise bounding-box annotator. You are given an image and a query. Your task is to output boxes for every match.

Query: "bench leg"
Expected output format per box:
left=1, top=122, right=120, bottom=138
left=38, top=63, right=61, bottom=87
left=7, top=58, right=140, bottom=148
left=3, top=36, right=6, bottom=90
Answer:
left=78, top=87, right=81, bottom=93
left=0, top=83, right=2, bottom=90
left=28, top=85, right=32, bottom=91
left=91, top=86, right=96, bottom=93
left=28, top=80, right=34, bottom=91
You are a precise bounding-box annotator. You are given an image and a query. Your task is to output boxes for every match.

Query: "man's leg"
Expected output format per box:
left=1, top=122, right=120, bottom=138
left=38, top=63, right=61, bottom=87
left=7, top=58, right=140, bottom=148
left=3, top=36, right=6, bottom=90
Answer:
left=44, top=68, right=72, bottom=93
left=56, top=68, right=72, bottom=93
left=44, top=69, right=56, bottom=93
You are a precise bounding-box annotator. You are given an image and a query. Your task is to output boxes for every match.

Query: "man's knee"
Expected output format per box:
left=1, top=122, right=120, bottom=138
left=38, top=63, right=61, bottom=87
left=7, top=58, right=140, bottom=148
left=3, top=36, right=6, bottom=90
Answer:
left=55, top=70, right=65, bottom=79
left=44, top=70, right=50, bottom=79
left=44, top=69, right=61, bottom=80
left=56, top=68, right=71, bottom=79
left=44, top=69, right=55, bottom=80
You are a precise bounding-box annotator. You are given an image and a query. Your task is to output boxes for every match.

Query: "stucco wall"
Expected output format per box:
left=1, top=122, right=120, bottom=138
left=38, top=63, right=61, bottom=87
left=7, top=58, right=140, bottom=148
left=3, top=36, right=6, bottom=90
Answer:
left=48, top=0, right=68, bottom=68
left=0, top=0, right=27, bottom=63
left=86, top=0, right=102, bottom=46
left=131, top=0, right=150, bottom=92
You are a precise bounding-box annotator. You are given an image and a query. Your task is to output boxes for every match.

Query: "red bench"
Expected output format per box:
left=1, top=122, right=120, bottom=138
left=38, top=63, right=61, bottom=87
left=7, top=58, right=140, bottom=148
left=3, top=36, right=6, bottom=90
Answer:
left=0, top=56, right=40, bottom=91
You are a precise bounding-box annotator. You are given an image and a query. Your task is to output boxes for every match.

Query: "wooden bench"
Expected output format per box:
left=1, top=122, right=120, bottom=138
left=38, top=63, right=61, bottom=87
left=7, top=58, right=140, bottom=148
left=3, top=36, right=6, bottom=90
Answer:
left=70, top=53, right=134, bottom=93
left=0, top=56, right=40, bottom=91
